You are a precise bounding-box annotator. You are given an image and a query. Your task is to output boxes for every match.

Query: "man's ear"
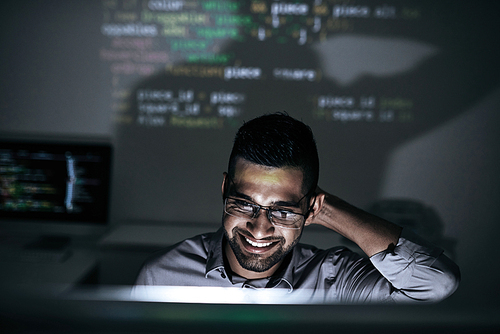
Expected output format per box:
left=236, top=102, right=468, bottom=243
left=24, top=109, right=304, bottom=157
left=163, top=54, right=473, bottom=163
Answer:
left=221, top=172, right=228, bottom=199
left=304, top=193, right=325, bottom=226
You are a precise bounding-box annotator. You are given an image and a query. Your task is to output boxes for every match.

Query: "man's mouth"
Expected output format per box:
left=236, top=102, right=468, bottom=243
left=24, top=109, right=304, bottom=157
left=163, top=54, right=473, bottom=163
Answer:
left=245, top=237, right=273, bottom=248
left=239, top=233, right=280, bottom=254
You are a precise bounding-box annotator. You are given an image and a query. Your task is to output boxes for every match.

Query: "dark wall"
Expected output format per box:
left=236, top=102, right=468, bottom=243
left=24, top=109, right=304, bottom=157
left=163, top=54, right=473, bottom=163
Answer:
left=1, top=0, right=499, bottom=309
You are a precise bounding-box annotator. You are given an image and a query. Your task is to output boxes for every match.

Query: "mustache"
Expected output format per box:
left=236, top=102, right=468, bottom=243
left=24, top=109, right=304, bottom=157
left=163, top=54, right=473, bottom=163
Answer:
left=232, top=226, right=284, bottom=243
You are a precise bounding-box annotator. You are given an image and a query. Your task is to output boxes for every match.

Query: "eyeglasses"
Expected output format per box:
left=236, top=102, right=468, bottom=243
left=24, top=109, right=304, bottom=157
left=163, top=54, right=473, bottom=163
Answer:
left=224, top=196, right=314, bottom=230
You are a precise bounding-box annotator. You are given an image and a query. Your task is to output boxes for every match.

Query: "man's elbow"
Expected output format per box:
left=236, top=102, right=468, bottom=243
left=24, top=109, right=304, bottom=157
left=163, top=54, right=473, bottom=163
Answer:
left=423, top=255, right=461, bottom=302
left=396, top=255, right=461, bottom=303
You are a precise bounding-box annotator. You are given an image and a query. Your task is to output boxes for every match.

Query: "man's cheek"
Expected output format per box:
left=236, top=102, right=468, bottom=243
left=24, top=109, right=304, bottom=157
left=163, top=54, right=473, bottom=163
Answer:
left=223, top=216, right=237, bottom=234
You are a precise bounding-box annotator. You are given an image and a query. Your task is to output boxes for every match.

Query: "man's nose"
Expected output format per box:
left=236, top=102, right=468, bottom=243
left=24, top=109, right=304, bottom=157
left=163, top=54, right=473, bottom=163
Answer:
left=246, top=208, right=274, bottom=238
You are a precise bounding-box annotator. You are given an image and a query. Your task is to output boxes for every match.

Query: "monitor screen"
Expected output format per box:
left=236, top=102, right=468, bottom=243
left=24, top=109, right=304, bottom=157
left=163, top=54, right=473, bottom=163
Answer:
left=0, top=141, right=112, bottom=225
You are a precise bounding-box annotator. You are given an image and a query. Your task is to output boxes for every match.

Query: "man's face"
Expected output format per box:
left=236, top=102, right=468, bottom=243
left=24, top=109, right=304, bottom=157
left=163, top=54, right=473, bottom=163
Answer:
left=222, top=158, right=308, bottom=279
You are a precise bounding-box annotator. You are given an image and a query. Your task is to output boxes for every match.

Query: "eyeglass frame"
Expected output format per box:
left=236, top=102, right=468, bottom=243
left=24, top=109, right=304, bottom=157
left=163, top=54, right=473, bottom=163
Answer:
left=222, top=173, right=316, bottom=230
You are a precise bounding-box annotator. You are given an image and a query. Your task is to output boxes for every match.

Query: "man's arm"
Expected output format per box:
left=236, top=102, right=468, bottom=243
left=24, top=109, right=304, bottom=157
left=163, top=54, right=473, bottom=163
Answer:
left=310, top=190, right=402, bottom=257
left=308, top=188, right=460, bottom=302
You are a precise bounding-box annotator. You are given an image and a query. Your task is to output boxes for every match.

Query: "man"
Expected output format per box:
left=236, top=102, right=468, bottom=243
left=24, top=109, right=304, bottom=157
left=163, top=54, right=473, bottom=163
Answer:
left=134, top=113, right=460, bottom=303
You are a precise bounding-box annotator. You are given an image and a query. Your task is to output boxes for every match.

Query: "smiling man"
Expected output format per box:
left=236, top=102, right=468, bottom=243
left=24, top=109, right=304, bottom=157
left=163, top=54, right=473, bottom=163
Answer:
left=222, top=160, right=308, bottom=279
left=134, top=113, right=460, bottom=303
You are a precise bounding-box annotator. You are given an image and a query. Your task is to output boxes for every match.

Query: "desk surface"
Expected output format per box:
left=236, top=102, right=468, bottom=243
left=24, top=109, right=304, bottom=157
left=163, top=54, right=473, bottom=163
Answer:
left=1, top=250, right=97, bottom=291
left=0, top=234, right=98, bottom=292
left=1, top=286, right=499, bottom=334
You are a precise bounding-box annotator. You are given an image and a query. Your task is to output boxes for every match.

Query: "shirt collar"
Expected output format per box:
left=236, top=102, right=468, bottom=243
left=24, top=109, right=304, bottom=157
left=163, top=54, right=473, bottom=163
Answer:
left=205, top=227, right=296, bottom=292
left=205, top=227, right=226, bottom=277
left=266, top=251, right=294, bottom=292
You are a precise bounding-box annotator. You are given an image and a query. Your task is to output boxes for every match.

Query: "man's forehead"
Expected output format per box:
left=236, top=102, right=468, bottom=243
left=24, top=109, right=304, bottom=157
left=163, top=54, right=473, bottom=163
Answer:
left=232, top=158, right=304, bottom=190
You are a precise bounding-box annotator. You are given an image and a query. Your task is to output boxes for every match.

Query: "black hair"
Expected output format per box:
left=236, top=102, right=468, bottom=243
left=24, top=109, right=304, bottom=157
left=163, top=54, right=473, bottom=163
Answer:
left=227, top=112, right=319, bottom=196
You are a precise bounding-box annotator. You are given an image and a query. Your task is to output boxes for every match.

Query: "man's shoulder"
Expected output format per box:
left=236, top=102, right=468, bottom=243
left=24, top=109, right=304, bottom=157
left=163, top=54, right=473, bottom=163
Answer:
left=294, top=242, right=363, bottom=264
left=135, top=229, right=222, bottom=286
left=291, top=243, right=372, bottom=288
left=145, top=230, right=219, bottom=268
left=296, top=242, right=355, bottom=254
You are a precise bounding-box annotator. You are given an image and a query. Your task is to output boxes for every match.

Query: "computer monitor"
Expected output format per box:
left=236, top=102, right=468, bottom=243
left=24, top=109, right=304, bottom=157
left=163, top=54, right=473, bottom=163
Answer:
left=0, top=139, right=112, bottom=228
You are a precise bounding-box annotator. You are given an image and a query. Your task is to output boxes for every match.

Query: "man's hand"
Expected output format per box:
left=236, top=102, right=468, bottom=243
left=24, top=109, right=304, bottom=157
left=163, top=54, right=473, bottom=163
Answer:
left=307, top=187, right=402, bottom=257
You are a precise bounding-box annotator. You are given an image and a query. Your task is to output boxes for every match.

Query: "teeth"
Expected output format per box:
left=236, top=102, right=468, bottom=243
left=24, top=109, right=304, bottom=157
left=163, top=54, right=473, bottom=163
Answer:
left=245, top=237, right=273, bottom=248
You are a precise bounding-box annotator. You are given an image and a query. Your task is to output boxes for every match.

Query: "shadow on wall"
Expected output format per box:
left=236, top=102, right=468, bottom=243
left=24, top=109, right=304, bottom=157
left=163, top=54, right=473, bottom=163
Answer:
left=378, top=87, right=500, bottom=308
left=368, top=199, right=457, bottom=259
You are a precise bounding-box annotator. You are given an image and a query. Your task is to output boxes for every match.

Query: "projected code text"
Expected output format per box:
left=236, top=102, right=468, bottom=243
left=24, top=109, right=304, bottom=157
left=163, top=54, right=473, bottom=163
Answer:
left=101, top=0, right=423, bottom=128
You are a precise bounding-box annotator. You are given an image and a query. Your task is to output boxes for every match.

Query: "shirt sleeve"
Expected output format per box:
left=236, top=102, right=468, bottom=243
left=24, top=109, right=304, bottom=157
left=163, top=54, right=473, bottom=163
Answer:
left=134, top=261, right=154, bottom=285
left=368, top=229, right=460, bottom=303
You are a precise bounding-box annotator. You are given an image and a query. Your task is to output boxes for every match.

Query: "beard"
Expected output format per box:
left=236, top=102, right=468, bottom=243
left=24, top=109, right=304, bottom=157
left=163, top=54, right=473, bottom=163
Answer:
left=223, top=225, right=300, bottom=273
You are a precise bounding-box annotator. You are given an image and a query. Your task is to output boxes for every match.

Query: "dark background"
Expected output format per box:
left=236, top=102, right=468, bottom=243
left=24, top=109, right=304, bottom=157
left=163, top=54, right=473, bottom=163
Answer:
left=1, top=0, right=499, bottom=326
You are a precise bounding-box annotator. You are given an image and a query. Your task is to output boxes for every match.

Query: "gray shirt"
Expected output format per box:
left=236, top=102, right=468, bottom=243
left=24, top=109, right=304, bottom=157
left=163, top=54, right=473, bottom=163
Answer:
left=134, top=227, right=460, bottom=303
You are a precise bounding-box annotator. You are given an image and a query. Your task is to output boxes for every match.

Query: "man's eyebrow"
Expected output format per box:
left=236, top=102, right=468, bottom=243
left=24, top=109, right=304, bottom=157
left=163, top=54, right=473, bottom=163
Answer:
left=231, top=190, right=253, bottom=202
left=273, top=200, right=301, bottom=208
left=231, top=189, right=302, bottom=208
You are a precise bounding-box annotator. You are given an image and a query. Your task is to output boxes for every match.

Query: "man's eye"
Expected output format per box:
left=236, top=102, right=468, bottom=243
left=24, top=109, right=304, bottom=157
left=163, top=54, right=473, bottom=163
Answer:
left=271, top=210, right=296, bottom=220
left=235, top=200, right=254, bottom=211
left=279, top=211, right=289, bottom=219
